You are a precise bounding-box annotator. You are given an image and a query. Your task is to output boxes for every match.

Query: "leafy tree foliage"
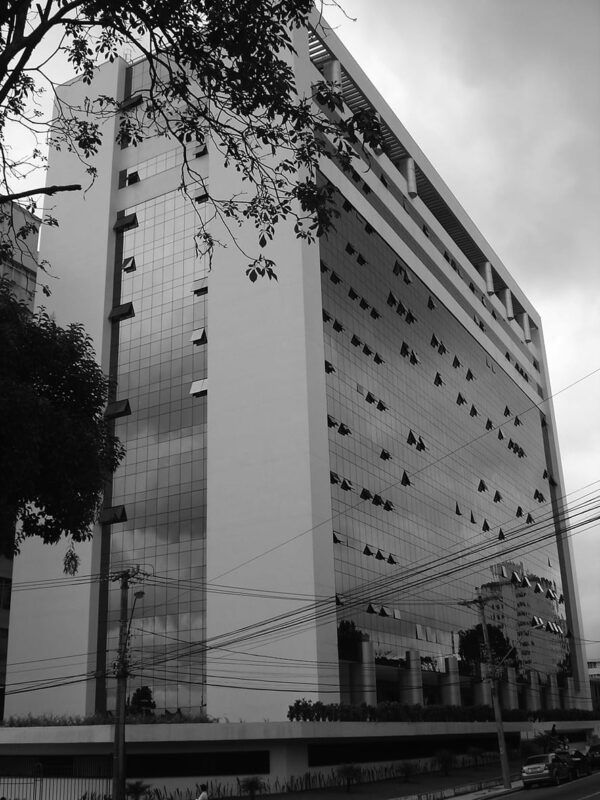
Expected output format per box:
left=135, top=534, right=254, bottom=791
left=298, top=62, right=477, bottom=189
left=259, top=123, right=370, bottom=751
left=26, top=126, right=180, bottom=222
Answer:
left=127, top=685, right=156, bottom=717
left=0, top=281, right=124, bottom=570
left=0, top=1, right=382, bottom=280
left=458, top=623, right=519, bottom=671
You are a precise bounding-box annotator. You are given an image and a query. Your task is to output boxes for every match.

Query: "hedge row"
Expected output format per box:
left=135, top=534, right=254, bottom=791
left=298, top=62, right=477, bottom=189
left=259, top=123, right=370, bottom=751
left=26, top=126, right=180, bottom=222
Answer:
left=287, top=699, right=599, bottom=723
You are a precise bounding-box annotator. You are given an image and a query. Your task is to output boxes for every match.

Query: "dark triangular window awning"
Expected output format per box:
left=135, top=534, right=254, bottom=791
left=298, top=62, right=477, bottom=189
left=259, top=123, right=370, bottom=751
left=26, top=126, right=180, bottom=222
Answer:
left=122, top=256, right=136, bottom=272
left=401, top=471, right=411, bottom=487
left=482, top=519, right=490, bottom=532
left=105, top=399, right=131, bottom=420
left=455, top=503, right=462, bottom=516
left=119, top=93, right=143, bottom=112
left=192, top=277, right=208, bottom=296
left=363, top=546, right=374, bottom=556
left=108, top=302, right=135, bottom=321
left=100, top=505, right=127, bottom=525
left=375, top=550, right=385, bottom=560
left=498, top=529, right=505, bottom=541
left=190, top=327, right=207, bottom=345
left=113, top=212, right=138, bottom=232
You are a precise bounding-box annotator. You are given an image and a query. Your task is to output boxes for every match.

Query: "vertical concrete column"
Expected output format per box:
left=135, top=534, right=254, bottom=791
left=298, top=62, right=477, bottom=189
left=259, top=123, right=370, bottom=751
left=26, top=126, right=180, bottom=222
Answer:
left=400, top=649, right=423, bottom=705
left=473, top=663, right=492, bottom=706
left=441, top=656, right=461, bottom=706
left=499, top=287, right=515, bottom=320
left=479, top=261, right=495, bottom=295
left=517, top=311, right=532, bottom=343
left=525, top=671, right=541, bottom=713
left=501, top=667, right=518, bottom=710
left=270, top=741, right=309, bottom=786
left=322, top=58, right=342, bottom=89
left=398, top=157, right=418, bottom=198
left=358, top=640, right=377, bottom=706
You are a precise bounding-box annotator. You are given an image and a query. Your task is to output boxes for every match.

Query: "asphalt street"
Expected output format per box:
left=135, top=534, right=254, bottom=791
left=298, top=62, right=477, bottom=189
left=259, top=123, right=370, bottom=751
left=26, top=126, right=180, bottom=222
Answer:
left=509, top=772, right=600, bottom=800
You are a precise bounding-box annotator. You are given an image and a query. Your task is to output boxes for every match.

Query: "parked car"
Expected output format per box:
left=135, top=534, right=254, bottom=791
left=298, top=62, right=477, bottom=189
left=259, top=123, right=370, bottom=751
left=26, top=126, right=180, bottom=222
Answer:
left=567, top=749, right=592, bottom=778
left=587, top=743, right=600, bottom=770
left=521, top=753, right=571, bottom=789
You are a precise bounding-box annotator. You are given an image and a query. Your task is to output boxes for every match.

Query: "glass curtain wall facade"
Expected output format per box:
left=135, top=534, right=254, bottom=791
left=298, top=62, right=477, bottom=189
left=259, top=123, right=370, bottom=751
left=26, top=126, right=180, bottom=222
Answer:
left=96, top=62, right=210, bottom=713
left=321, top=182, right=569, bottom=698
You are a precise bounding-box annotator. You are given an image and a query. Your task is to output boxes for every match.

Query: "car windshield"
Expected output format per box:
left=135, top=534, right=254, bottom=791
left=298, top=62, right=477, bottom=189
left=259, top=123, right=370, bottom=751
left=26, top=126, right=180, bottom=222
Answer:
left=527, top=756, right=549, bottom=764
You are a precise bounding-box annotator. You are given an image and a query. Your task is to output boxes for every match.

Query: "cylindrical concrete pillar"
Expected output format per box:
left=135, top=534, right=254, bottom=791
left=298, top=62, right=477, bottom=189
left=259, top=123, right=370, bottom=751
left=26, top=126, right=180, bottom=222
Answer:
left=561, top=677, right=575, bottom=710
left=499, top=287, right=515, bottom=320
left=525, top=671, right=541, bottom=712
left=399, top=157, right=418, bottom=198
left=322, top=58, right=342, bottom=88
left=400, top=649, right=423, bottom=705
left=358, top=640, right=377, bottom=706
left=517, top=311, right=532, bottom=342
left=545, top=673, right=560, bottom=710
left=441, top=655, right=461, bottom=706
left=479, top=261, right=495, bottom=295
left=473, top=663, right=492, bottom=706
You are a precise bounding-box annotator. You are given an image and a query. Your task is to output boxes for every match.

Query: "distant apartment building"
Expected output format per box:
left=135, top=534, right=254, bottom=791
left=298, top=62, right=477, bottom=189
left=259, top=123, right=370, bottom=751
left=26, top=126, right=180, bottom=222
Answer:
left=6, top=17, right=590, bottom=722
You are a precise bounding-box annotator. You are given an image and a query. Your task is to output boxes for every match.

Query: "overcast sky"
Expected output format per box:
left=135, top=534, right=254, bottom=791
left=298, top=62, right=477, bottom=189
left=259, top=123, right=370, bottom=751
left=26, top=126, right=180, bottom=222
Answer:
left=324, top=0, right=600, bottom=661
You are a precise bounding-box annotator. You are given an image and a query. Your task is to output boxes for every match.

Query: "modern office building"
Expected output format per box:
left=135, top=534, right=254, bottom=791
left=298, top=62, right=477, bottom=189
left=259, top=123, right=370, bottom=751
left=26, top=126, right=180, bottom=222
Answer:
left=6, top=17, right=590, bottom=722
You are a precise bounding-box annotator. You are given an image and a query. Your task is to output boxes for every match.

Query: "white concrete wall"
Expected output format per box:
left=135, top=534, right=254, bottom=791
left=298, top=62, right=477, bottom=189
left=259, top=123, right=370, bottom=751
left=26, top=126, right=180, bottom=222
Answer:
left=204, top=30, right=339, bottom=722
left=5, top=59, right=125, bottom=718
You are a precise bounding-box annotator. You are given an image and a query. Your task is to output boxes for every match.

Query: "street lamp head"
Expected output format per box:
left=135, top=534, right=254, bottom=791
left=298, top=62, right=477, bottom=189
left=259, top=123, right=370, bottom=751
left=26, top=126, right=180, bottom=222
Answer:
left=134, top=590, right=145, bottom=599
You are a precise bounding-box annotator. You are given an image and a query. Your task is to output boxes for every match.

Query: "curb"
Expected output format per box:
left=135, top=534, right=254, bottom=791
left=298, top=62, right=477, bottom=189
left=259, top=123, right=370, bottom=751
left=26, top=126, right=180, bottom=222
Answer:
left=391, top=776, right=522, bottom=800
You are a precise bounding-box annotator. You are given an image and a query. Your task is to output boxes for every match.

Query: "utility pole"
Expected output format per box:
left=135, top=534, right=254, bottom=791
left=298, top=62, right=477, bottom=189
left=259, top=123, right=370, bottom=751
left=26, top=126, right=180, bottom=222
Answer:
left=111, top=567, right=144, bottom=800
left=460, top=591, right=512, bottom=789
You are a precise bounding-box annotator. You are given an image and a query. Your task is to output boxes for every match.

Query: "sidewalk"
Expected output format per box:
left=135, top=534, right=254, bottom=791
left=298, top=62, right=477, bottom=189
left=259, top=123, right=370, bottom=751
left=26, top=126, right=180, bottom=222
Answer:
left=265, top=763, right=522, bottom=800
